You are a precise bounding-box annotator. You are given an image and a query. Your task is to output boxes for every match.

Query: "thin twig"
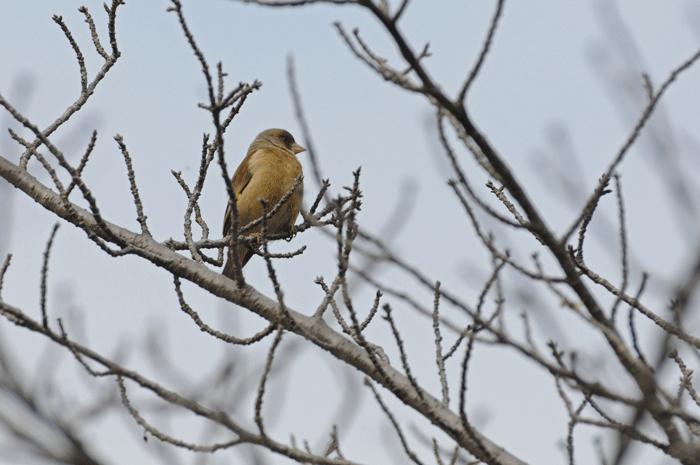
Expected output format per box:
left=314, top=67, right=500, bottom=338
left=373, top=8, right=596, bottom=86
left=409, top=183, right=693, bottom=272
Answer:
left=174, top=276, right=275, bottom=345
left=0, top=254, right=12, bottom=299
left=79, top=6, right=109, bottom=59
left=360, top=290, right=382, bottom=331
left=259, top=199, right=296, bottom=328
left=52, top=14, right=88, bottom=93
left=287, top=55, right=328, bottom=196
left=384, top=303, right=424, bottom=400
left=8, top=129, right=66, bottom=194
left=628, top=273, right=648, bottom=365
left=66, top=130, right=98, bottom=197
left=575, top=175, right=611, bottom=263
left=436, top=111, right=521, bottom=229
left=40, top=223, right=61, bottom=329
left=458, top=0, right=506, bottom=100
left=393, top=0, right=411, bottom=22
left=669, top=349, right=700, bottom=408
left=114, top=135, right=150, bottom=236
left=118, top=375, right=242, bottom=451
left=365, top=378, right=426, bottom=465
left=610, top=174, right=628, bottom=322
left=255, top=328, right=284, bottom=434
left=167, top=0, right=215, bottom=106
left=432, top=281, right=449, bottom=406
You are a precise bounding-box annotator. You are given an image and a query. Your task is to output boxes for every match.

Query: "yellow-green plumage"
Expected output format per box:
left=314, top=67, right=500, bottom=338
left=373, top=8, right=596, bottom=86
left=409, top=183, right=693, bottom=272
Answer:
left=222, top=129, right=305, bottom=277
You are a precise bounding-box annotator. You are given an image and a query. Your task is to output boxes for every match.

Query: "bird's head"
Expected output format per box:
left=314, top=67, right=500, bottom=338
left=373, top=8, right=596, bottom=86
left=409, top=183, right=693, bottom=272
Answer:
left=254, top=128, right=306, bottom=155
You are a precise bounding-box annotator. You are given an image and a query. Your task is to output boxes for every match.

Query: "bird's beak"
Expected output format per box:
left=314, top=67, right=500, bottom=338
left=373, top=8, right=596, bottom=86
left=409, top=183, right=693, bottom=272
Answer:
left=292, top=142, right=306, bottom=155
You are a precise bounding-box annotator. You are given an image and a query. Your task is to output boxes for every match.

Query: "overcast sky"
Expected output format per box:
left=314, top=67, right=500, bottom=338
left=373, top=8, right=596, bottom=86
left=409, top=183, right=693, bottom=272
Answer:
left=1, top=1, right=700, bottom=464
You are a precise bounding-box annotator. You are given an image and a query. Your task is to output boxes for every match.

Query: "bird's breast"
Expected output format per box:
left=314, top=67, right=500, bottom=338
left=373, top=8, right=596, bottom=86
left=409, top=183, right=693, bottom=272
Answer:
left=248, top=149, right=302, bottom=192
left=245, top=148, right=304, bottom=232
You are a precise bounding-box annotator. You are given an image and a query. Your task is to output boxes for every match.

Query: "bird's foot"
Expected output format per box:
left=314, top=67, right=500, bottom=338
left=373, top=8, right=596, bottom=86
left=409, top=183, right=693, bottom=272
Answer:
left=285, top=225, right=298, bottom=242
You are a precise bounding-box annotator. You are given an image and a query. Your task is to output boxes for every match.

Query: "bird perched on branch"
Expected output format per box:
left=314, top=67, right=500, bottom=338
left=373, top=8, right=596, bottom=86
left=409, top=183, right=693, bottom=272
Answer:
left=222, top=128, right=305, bottom=277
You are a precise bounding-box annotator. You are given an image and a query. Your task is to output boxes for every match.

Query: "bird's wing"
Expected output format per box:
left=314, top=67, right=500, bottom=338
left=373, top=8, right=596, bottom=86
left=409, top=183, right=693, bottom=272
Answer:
left=223, top=152, right=254, bottom=236
left=232, top=156, right=253, bottom=197
left=222, top=200, right=234, bottom=237
left=224, top=148, right=276, bottom=236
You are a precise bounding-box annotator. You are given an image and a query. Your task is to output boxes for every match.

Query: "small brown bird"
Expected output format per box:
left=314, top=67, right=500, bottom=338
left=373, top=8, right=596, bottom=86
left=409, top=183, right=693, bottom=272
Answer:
left=222, top=128, right=305, bottom=277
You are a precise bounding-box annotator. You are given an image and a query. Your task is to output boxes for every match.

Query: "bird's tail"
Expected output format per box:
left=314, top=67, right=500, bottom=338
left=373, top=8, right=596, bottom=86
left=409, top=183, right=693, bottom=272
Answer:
left=222, top=244, right=255, bottom=278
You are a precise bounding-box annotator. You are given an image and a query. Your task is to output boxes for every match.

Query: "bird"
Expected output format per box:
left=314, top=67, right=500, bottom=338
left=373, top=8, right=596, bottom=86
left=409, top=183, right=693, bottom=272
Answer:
left=222, top=128, right=305, bottom=278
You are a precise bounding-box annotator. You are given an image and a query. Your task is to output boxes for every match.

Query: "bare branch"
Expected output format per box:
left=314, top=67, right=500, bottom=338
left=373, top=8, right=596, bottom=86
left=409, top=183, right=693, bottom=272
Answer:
left=0, top=93, right=126, bottom=252
left=17, top=0, right=123, bottom=169
left=574, top=255, right=700, bottom=350
left=563, top=45, right=700, bottom=245
left=0, top=301, right=362, bottom=465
